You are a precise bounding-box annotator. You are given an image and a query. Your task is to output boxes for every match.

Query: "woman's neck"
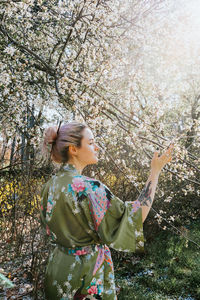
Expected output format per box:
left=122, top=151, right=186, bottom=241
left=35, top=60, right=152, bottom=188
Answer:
left=67, top=159, right=85, bottom=175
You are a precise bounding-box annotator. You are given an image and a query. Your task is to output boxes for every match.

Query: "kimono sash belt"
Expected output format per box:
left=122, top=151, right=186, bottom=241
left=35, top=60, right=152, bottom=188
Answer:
left=56, top=243, right=113, bottom=276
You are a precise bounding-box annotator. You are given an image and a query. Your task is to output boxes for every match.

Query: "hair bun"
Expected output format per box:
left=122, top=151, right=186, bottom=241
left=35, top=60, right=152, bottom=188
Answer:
left=43, top=126, right=58, bottom=145
left=42, top=121, right=87, bottom=164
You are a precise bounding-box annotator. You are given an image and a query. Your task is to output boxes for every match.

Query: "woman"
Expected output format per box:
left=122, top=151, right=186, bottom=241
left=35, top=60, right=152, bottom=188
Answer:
left=40, top=121, right=173, bottom=300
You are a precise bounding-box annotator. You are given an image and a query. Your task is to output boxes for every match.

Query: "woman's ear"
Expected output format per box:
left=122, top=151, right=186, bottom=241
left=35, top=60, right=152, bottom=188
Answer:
left=68, top=145, right=78, bottom=157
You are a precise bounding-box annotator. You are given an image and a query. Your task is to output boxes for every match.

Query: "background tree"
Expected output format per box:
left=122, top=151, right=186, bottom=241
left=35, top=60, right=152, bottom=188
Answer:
left=0, top=0, right=199, bottom=298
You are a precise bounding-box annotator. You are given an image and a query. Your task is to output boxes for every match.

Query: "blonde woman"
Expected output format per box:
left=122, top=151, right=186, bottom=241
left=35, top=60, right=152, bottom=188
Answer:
left=40, top=121, right=173, bottom=300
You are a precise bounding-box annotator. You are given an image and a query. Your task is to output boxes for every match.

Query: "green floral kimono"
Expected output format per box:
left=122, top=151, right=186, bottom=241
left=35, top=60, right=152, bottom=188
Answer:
left=40, top=164, right=144, bottom=300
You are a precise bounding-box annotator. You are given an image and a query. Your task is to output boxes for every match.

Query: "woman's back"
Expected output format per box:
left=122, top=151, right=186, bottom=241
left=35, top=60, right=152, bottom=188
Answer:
left=41, top=165, right=100, bottom=248
left=40, top=164, right=144, bottom=299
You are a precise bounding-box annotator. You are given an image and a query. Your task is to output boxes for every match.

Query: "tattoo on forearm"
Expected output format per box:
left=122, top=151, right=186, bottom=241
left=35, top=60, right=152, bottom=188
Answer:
left=138, top=181, right=152, bottom=206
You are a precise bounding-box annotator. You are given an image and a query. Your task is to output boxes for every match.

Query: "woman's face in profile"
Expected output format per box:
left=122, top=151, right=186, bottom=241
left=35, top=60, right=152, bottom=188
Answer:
left=75, top=127, right=100, bottom=166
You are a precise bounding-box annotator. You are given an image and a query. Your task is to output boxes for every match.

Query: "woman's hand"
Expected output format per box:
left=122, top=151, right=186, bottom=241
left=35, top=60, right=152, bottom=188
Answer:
left=141, top=143, right=174, bottom=222
left=151, top=143, right=174, bottom=175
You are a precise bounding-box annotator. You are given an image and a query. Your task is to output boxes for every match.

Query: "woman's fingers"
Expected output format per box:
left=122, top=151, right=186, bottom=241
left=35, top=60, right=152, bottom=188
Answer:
left=156, top=143, right=173, bottom=164
left=162, top=143, right=174, bottom=162
left=167, top=143, right=174, bottom=152
left=153, top=151, right=159, bottom=159
left=166, top=144, right=174, bottom=157
left=151, top=144, right=174, bottom=172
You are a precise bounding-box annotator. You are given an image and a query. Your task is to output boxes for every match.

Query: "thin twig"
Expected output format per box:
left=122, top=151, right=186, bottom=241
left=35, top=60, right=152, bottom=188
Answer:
left=0, top=25, right=55, bottom=76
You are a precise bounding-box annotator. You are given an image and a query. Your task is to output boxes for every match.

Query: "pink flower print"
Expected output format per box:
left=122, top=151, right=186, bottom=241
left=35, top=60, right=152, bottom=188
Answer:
left=87, top=285, right=98, bottom=295
left=71, top=177, right=85, bottom=193
left=132, top=200, right=141, bottom=213
left=74, top=249, right=87, bottom=255
left=46, top=202, right=53, bottom=213
left=41, top=205, right=43, bottom=210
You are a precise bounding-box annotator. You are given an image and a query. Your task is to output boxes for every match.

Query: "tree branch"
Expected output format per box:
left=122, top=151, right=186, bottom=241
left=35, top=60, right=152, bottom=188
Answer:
left=0, top=24, right=56, bottom=76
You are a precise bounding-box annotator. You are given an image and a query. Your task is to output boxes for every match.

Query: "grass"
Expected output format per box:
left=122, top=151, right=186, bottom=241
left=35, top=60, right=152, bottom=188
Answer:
left=114, top=219, right=200, bottom=300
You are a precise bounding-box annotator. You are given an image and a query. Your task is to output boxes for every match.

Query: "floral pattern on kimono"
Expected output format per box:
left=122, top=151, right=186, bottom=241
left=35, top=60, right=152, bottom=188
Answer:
left=68, top=176, right=112, bottom=231
left=40, top=164, right=144, bottom=300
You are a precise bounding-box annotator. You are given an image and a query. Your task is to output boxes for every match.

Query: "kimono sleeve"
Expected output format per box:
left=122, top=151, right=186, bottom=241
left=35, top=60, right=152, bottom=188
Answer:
left=97, top=192, right=144, bottom=253
left=82, top=177, right=144, bottom=253
left=67, top=175, right=144, bottom=253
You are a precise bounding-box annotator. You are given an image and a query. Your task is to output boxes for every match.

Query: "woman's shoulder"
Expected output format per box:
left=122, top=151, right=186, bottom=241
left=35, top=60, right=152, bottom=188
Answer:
left=68, top=174, right=113, bottom=201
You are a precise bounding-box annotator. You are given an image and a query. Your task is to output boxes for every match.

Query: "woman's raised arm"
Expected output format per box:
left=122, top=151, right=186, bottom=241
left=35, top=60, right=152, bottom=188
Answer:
left=138, top=144, right=174, bottom=223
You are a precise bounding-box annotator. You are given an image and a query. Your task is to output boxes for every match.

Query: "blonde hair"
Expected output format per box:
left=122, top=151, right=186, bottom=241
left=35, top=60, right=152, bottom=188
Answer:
left=43, top=121, right=87, bottom=163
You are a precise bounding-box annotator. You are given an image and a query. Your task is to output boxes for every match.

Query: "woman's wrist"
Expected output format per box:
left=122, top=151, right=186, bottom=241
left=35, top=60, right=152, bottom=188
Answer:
left=150, top=168, right=160, bottom=179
